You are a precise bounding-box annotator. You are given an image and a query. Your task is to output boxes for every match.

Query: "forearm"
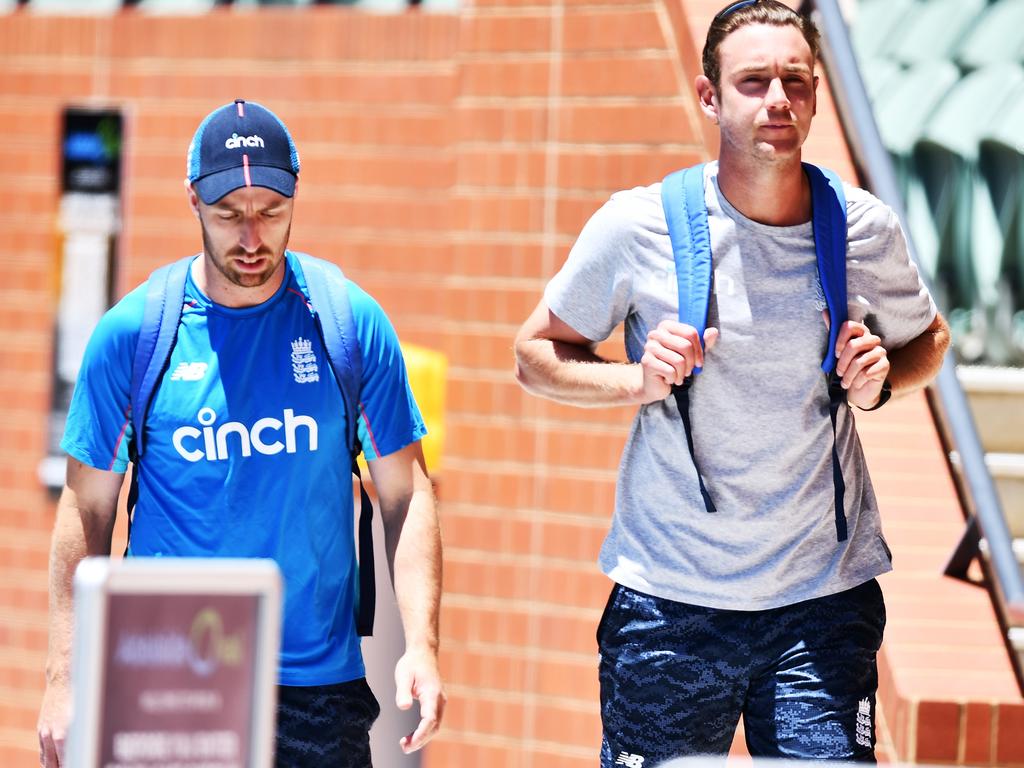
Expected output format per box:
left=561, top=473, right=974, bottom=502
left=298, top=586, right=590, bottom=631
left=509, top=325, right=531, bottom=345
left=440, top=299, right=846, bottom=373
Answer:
left=382, top=487, right=441, bottom=653
left=514, top=337, right=644, bottom=407
left=46, top=492, right=116, bottom=684
left=887, top=313, right=951, bottom=395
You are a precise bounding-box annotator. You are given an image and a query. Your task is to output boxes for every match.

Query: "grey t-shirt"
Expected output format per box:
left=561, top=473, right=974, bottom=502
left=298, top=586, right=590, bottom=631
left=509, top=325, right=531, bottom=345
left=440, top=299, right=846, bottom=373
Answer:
left=544, top=162, right=936, bottom=610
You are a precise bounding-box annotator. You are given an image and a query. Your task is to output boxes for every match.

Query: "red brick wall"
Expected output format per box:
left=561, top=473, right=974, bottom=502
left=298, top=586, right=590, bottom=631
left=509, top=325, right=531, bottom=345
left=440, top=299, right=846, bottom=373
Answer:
left=0, top=4, right=710, bottom=765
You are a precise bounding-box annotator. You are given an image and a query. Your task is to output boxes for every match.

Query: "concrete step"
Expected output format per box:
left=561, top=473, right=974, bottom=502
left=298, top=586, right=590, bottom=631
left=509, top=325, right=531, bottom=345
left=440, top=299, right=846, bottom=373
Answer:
left=957, top=365, right=1024, bottom=454
left=950, top=452, right=1024, bottom=536
left=993, top=454, right=1024, bottom=538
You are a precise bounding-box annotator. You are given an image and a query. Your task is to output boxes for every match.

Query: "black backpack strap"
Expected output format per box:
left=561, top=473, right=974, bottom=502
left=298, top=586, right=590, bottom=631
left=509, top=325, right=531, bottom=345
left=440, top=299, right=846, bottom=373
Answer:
left=671, top=379, right=717, bottom=513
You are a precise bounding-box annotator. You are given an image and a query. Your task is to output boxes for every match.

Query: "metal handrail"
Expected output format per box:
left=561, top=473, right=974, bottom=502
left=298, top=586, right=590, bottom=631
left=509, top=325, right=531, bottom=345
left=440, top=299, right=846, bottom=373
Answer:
left=807, top=0, right=1024, bottom=630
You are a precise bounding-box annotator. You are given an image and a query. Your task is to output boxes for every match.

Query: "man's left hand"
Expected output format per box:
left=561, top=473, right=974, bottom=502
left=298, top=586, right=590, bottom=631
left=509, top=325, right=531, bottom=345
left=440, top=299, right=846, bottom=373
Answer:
left=394, top=646, right=446, bottom=753
left=834, top=319, right=891, bottom=410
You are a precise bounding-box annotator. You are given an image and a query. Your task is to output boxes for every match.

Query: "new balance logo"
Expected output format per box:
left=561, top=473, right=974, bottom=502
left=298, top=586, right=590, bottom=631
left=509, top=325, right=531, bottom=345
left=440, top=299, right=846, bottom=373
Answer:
left=291, top=336, right=320, bottom=384
left=225, top=133, right=264, bottom=150
left=615, top=753, right=645, bottom=768
left=170, top=362, right=208, bottom=382
left=855, top=697, right=872, bottom=748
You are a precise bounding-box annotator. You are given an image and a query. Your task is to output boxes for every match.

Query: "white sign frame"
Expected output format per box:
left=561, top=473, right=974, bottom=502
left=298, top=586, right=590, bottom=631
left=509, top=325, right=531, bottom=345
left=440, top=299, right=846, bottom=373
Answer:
left=67, top=557, right=282, bottom=768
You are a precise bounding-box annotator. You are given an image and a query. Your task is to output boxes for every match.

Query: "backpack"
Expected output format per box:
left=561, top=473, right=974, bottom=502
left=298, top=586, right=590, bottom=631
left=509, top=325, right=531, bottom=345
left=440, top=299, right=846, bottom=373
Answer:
left=125, top=250, right=377, bottom=635
left=660, top=162, right=851, bottom=541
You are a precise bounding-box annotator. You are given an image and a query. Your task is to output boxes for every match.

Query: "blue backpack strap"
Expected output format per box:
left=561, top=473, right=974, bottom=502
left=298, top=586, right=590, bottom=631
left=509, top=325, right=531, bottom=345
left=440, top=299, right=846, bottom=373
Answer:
left=126, top=254, right=192, bottom=556
left=288, top=252, right=362, bottom=456
left=287, top=251, right=375, bottom=636
left=130, top=255, right=193, bottom=461
left=662, top=164, right=714, bottom=372
left=805, top=163, right=850, bottom=542
left=661, top=164, right=716, bottom=514
left=805, top=163, right=849, bottom=373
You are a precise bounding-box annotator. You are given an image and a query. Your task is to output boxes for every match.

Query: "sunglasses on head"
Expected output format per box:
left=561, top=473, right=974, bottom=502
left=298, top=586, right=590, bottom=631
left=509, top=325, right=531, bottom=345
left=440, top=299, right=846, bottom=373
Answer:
left=714, top=0, right=759, bottom=22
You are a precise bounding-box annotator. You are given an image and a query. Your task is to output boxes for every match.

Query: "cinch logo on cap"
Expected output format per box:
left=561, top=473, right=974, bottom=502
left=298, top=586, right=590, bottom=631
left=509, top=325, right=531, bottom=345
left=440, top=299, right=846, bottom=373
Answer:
left=225, top=133, right=265, bottom=150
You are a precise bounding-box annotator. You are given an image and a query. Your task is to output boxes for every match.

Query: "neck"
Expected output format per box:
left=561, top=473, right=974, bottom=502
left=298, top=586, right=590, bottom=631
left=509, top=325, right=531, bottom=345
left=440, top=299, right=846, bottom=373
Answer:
left=715, top=152, right=810, bottom=226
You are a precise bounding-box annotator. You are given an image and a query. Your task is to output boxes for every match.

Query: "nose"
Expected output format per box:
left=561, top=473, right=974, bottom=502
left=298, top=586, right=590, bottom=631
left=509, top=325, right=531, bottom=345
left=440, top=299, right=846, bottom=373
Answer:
left=238, top=216, right=261, bottom=253
left=765, top=77, right=791, bottom=109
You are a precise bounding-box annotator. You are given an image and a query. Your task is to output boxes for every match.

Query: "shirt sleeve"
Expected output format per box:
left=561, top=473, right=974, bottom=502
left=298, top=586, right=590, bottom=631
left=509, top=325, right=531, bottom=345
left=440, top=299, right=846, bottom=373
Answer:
left=60, top=285, right=146, bottom=474
left=844, top=187, right=938, bottom=351
left=347, top=282, right=427, bottom=461
left=543, top=192, right=640, bottom=343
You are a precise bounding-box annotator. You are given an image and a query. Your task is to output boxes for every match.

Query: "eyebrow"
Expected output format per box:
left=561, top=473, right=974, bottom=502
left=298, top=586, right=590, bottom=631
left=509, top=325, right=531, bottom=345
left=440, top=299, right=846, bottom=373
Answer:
left=211, top=201, right=286, bottom=214
left=735, top=63, right=813, bottom=75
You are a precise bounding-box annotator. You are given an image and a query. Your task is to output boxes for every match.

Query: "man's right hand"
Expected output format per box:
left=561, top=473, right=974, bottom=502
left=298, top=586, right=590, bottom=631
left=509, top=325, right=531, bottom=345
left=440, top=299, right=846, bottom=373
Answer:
left=639, top=320, right=719, bottom=403
left=38, top=680, right=70, bottom=767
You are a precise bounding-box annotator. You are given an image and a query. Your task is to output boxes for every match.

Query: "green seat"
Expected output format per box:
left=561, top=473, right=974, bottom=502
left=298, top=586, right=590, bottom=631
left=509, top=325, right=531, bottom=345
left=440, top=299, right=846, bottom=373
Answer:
left=230, top=0, right=317, bottom=6
left=134, top=0, right=221, bottom=11
left=884, top=0, right=987, bottom=66
left=870, top=61, right=960, bottom=289
left=980, top=89, right=1024, bottom=363
left=915, top=65, right=1024, bottom=362
left=28, top=0, right=122, bottom=11
left=850, top=0, right=916, bottom=62
left=858, top=57, right=903, bottom=105
left=957, top=0, right=1024, bottom=70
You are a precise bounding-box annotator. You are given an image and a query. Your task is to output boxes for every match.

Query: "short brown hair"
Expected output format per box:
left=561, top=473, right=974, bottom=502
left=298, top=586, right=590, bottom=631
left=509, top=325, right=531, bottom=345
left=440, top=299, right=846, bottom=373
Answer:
left=702, top=0, right=821, bottom=89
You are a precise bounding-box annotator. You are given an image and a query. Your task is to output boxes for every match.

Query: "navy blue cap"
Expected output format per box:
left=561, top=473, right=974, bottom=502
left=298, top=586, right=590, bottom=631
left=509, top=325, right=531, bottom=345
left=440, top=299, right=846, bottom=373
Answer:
left=186, top=100, right=300, bottom=204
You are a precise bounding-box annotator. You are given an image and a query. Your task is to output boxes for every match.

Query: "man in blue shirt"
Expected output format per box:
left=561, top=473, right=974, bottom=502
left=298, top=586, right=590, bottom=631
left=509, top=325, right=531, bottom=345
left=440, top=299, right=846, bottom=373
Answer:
left=38, top=100, right=445, bottom=767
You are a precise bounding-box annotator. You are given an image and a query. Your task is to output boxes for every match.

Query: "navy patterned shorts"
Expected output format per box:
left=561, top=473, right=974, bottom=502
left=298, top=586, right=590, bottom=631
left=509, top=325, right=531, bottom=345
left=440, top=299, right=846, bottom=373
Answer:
left=275, top=678, right=380, bottom=767
left=597, top=579, right=885, bottom=766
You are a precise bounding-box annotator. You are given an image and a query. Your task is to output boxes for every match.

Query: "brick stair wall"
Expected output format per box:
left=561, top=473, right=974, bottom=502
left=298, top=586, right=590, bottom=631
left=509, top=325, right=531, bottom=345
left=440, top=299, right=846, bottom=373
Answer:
left=0, top=2, right=1019, bottom=767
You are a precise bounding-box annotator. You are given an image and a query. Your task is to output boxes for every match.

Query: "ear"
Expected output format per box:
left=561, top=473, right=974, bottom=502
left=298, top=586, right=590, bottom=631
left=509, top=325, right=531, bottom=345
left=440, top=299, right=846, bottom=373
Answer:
left=695, top=75, right=719, bottom=124
left=812, top=74, right=819, bottom=117
left=185, top=181, right=201, bottom=219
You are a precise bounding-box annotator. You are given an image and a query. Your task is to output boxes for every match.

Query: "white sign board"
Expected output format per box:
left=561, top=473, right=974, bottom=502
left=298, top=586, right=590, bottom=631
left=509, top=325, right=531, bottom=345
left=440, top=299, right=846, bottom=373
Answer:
left=67, top=558, right=282, bottom=768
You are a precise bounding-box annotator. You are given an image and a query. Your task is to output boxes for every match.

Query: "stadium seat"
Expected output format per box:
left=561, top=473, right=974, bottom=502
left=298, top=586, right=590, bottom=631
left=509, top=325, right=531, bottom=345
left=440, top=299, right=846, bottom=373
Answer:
left=883, top=0, right=986, bottom=67
left=230, top=0, right=317, bottom=6
left=858, top=57, right=903, bottom=104
left=849, top=0, right=916, bottom=63
left=871, top=60, right=960, bottom=287
left=27, top=0, right=122, bottom=11
left=980, top=89, right=1024, bottom=363
left=133, top=0, right=220, bottom=11
left=956, top=0, right=1024, bottom=70
left=914, top=65, right=1024, bottom=361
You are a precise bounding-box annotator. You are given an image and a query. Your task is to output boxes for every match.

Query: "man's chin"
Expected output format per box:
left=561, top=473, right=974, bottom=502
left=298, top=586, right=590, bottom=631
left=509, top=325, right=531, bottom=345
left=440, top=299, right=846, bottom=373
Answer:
left=755, top=141, right=801, bottom=163
left=227, top=267, right=277, bottom=289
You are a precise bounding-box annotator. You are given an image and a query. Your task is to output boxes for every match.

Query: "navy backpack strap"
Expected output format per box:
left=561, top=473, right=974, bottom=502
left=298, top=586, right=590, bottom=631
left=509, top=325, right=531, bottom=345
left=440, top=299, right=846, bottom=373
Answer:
left=289, top=251, right=375, bottom=636
left=661, top=164, right=716, bottom=513
left=806, top=163, right=850, bottom=542
left=126, top=255, right=192, bottom=554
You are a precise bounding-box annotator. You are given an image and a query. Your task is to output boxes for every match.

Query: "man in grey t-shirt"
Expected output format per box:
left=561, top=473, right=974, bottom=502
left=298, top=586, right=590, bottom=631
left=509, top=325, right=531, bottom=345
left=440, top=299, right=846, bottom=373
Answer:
left=514, top=1, right=949, bottom=764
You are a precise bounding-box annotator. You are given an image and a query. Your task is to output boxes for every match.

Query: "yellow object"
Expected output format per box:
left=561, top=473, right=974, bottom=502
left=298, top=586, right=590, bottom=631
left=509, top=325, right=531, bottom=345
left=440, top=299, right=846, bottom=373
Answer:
left=357, top=343, right=447, bottom=476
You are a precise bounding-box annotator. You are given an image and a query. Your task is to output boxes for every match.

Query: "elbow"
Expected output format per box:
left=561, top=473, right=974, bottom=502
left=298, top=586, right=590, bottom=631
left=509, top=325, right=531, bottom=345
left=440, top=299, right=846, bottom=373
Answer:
left=513, top=338, right=540, bottom=394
